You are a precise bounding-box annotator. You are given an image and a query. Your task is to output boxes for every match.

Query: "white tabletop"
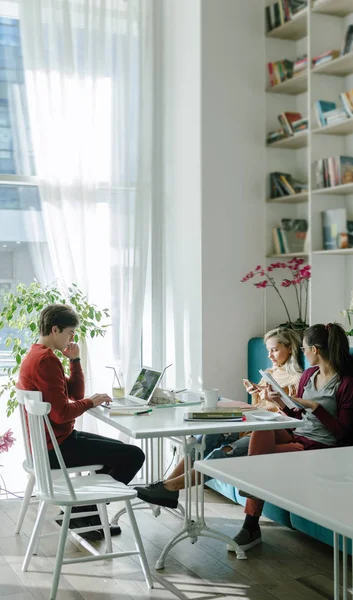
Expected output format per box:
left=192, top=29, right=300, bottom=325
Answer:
left=90, top=399, right=301, bottom=439
left=194, top=446, right=353, bottom=539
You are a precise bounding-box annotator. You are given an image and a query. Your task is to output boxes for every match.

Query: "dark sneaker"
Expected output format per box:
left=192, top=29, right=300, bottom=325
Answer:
left=227, top=527, right=262, bottom=552
left=135, top=481, right=179, bottom=509
left=55, top=507, right=121, bottom=539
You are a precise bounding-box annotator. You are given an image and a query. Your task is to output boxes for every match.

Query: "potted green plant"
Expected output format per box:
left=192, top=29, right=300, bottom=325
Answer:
left=0, top=281, right=110, bottom=415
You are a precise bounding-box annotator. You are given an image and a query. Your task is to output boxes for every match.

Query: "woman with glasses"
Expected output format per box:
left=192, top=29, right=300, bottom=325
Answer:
left=135, top=327, right=303, bottom=510
left=230, top=322, right=353, bottom=552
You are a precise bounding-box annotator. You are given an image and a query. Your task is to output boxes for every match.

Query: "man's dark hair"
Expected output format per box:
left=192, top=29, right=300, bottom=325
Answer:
left=39, top=304, right=79, bottom=336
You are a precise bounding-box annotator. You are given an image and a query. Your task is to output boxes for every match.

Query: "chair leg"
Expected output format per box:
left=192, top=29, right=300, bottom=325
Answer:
left=15, top=474, right=35, bottom=534
left=50, top=506, right=71, bottom=600
left=22, top=501, right=48, bottom=571
left=97, top=503, right=112, bottom=553
left=125, top=500, right=153, bottom=589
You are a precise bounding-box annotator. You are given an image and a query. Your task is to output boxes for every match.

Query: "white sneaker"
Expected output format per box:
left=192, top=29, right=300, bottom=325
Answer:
left=227, top=527, right=262, bottom=552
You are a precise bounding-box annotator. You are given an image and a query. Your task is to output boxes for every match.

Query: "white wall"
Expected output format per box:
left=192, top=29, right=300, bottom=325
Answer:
left=161, top=1, right=265, bottom=399
left=201, top=1, right=266, bottom=399
left=162, top=0, right=202, bottom=390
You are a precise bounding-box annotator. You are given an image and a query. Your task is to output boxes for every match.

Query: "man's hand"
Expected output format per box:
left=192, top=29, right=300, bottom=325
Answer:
left=90, top=393, right=112, bottom=407
left=62, top=343, right=80, bottom=360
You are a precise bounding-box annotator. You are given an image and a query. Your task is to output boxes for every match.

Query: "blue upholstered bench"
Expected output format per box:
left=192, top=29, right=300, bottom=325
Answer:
left=206, top=336, right=352, bottom=552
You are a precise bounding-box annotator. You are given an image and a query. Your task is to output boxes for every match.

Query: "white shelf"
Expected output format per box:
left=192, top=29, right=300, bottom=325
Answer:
left=267, top=131, right=307, bottom=149
left=266, top=71, right=307, bottom=95
left=266, top=252, right=308, bottom=259
left=267, top=192, right=308, bottom=204
left=312, top=183, right=353, bottom=196
left=266, top=9, right=307, bottom=41
left=313, top=249, right=353, bottom=256
left=313, top=0, right=353, bottom=17
left=312, top=118, right=353, bottom=136
left=312, top=53, right=353, bottom=77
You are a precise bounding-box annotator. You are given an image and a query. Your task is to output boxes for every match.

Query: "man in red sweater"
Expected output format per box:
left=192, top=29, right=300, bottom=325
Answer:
left=18, top=303, right=145, bottom=540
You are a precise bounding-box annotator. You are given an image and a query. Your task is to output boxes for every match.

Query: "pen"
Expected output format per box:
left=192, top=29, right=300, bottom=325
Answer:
left=135, top=409, right=153, bottom=416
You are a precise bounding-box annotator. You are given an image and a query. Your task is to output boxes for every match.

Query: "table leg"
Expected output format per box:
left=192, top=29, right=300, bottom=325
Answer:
left=111, top=436, right=184, bottom=525
left=155, top=435, right=246, bottom=570
left=342, top=535, right=347, bottom=600
left=333, top=532, right=339, bottom=600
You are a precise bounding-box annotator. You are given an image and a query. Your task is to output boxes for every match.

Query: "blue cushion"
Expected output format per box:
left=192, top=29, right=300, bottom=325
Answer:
left=290, top=514, right=352, bottom=554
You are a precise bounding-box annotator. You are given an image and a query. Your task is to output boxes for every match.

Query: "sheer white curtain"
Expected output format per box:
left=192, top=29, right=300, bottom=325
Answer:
left=19, top=0, right=153, bottom=430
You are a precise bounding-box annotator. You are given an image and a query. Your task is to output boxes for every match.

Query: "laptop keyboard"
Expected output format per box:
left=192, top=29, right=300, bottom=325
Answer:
left=113, top=398, right=143, bottom=407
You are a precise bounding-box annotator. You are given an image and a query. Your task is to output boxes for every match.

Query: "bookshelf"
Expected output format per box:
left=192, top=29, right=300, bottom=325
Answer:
left=265, top=0, right=353, bottom=329
left=266, top=8, right=307, bottom=40
left=266, top=70, right=308, bottom=94
left=267, top=191, right=308, bottom=203
left=267, top=131, right=308, bottom=149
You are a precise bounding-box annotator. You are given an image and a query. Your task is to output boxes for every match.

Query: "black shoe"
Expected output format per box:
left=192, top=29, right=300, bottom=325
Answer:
left=135, top=481, right=179, bottom=509
left=56, top=508, right=121, bottom=538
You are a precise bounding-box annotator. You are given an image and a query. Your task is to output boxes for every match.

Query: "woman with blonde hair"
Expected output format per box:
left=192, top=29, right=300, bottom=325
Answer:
left=231, top=323, right=353, bottom=552
left=135, top=327, right=303, bottom=509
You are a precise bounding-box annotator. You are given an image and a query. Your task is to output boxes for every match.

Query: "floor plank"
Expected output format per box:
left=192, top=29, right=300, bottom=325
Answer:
left=0, top=491, right=345, bottom=600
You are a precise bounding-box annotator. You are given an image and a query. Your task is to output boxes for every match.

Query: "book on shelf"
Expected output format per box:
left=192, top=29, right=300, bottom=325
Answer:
left=277, top=111, right=302, bottom=135
left=270, top=172, right=307, bottom=198
left=265, top=1, right=307, bottom=34
left=272, top=219, right=308, bottom=254
left=291, top=117, right=308, bottom=133
left=314, top=100, right=337, bottom=128
left=267, top=128, right=286, bottom=144
left=312, top=50, right=340, bottom=68
left=321, top=209, right=347, bottom=251
left=347, top=220, right=353, bottom=248
left=293, top=55, right=308, bottom=75
left=341, top=24, right=353, bottom=56
left=267, top=59, right=294, bottom=86
left=314, top=156, right=353, bottom=189
left=314, top=92, right=353, bottom=128
left=281, top=219, right=308, bottom=253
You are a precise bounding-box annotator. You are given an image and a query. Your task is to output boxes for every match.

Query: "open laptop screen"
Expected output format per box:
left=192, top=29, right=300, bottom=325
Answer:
left=129, top=368, right=162, bottom=401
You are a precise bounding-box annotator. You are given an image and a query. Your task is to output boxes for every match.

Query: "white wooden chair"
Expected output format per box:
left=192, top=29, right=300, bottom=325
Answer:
left=15, top=389, right=104, bottom=544
left=22, top=394, right=153, bottom=600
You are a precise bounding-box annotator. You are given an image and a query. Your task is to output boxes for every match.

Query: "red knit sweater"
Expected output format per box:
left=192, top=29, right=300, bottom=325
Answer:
left=18, top=344, right=93, bottom=449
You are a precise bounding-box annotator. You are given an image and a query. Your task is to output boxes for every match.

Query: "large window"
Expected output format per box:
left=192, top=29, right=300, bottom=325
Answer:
left=0, top=3, right=49, bottom=363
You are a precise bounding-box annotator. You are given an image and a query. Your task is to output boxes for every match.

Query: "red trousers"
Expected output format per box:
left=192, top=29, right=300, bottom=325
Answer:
left=245, top=429, right=304, bottom=517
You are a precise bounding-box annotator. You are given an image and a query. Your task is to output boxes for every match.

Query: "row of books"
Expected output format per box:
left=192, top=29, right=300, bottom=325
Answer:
left=314, top=91, right=353, bottom=128
left=272, top=219, right=308, bottom=254
left=293, top=50, right=340, bottom=75
left=267, top=111, right=308, bottom=144
left=270, top=172, right=307, bottom=198
left=322, top=209, right=353, bottom=251
left=265, top=0, right=307, bottom=34
left=314, top=156, right=353, bottom=190
left=268, top=38, right=353, bottom=88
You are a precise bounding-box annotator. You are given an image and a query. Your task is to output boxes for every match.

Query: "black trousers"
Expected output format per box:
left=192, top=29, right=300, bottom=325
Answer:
left=49, top=429, right=145, bottom=485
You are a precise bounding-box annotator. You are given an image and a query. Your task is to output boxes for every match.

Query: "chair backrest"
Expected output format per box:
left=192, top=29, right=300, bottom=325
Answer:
left=16, top=389, right=43, bottom=469
left=24, top=396, right=77, bottom=502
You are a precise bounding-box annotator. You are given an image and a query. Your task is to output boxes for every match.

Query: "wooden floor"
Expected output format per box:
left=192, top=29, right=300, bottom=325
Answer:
left=0, top=489, right=347, bottom=600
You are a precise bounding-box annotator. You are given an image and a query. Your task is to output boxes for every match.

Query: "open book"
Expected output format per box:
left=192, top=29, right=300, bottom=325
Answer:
left=259, top=369, right=303, bottom=411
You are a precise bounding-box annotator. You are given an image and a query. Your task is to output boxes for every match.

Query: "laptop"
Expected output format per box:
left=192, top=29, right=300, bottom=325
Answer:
left=110, top=366, right=165, bottom=408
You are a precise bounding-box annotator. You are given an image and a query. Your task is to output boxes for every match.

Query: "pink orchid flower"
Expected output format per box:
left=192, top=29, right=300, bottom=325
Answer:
left=0, top=429, right=15, bottom=454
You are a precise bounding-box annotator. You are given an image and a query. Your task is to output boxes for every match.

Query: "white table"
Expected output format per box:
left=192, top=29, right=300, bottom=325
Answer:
left=194, top=446, right=353, bottom=600
left=90, top=397, right=301, bottom=569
